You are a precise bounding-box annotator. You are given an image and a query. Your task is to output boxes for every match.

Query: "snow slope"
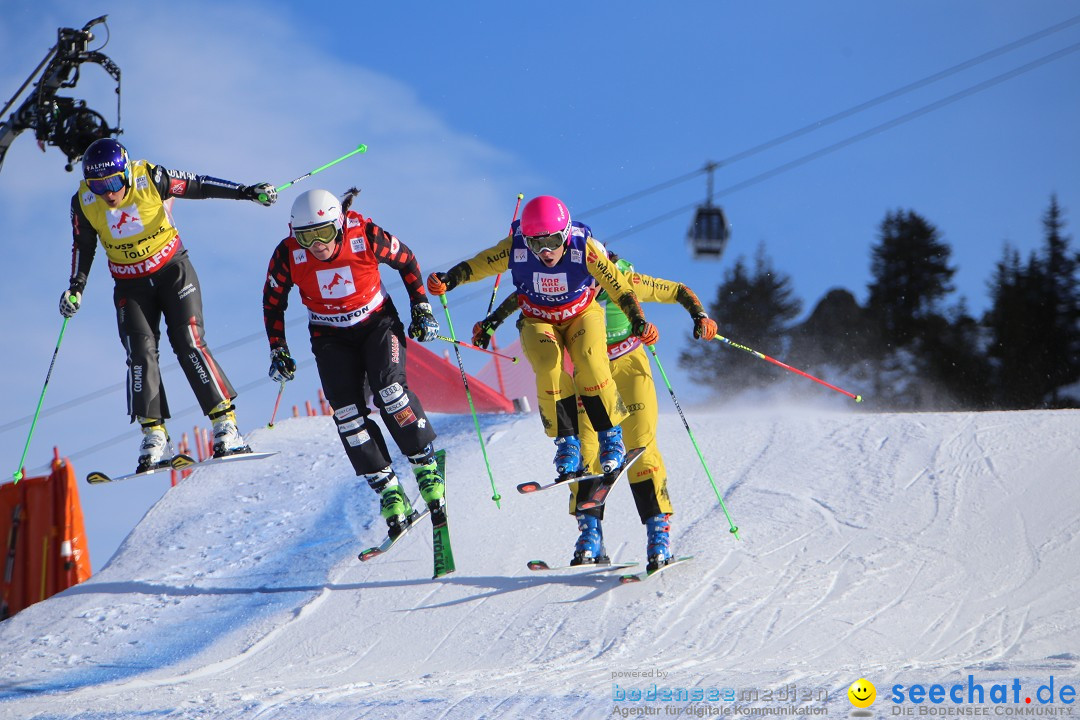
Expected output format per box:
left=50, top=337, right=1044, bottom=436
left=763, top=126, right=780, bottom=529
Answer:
left=1, top=407, right=1078, bottom=719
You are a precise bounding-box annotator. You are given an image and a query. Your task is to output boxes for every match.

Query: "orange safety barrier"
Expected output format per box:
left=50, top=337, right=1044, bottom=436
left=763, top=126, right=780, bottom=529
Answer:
left=1, top=449, right=92, bottom=619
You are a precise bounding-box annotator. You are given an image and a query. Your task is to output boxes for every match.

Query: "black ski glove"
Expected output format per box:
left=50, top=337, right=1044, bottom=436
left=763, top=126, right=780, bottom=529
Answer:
left=408, top=302, right=439, bottom=342
left=242, top=183, right=277, bottom=207
left=472, top=318, right=499, bottom=349
left=269, top=346, right=296, bottom=382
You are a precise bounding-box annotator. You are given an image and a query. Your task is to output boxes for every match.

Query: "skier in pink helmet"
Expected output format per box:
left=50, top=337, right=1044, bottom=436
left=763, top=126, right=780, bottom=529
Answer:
left=427, top=195, right=659, bottom=565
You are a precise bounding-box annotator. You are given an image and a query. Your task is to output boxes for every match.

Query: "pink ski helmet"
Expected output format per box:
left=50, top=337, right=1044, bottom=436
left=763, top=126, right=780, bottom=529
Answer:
left=520, top=195, right=572, bottom=254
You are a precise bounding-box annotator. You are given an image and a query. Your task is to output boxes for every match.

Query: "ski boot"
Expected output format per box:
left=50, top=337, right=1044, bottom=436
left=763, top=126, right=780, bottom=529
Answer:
left=570, top=513, right=609, bottom=566
left=209, top=401, right=252, bottom=458
left=645, top=513, right=672, bottom=573
left=597, top=425, right=625, bottom=474
left=379, top=482, right=415, bottom=540
left=136, top=418, right=174, bottom=474
left=554, top=435, right=584, bottom=479
left=411, top=452, right=446, bottom=524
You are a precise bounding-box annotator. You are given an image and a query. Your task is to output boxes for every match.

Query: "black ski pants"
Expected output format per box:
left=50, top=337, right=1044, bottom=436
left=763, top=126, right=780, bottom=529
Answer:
left=311, top=303, right=437, bottom=476
left=113, top=253, right=236, bottom=421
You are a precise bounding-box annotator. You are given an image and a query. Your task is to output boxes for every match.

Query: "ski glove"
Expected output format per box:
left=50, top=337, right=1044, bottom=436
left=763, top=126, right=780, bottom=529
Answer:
left=632, top=319, right=660, bottom=346
left=693, top=313, right=718, bottom=341
left=408, top=302, right=439, bottom=342
left=59, top=289, right=81, bottom=318
left=426, top=272, right=453, bottom=296
left=269, top=346, right=296, bottom=382
left=472, top=318, right=499, bottom=350
left=242, top=183, right=277, bottom=207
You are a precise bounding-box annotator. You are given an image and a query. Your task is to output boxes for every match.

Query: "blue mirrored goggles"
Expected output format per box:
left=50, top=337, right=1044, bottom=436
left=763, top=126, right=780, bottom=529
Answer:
left=86, top=171, right=128, bottom=195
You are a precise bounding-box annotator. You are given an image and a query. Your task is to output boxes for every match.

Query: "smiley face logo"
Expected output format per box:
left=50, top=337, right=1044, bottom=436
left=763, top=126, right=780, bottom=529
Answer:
left=848, top=679, right=876, bottom=708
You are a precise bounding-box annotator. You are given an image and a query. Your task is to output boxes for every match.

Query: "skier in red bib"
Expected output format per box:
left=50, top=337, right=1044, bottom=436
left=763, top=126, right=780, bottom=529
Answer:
left=261, top=188, right=446, bottom=541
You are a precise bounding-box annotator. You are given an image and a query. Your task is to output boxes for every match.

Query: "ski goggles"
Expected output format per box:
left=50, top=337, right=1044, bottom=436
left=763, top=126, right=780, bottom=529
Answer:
left=294, top=221, right=341, bottom=248
left=523, top=226, right=570, bottom=254
left=86, top=171, right=128, bottom=195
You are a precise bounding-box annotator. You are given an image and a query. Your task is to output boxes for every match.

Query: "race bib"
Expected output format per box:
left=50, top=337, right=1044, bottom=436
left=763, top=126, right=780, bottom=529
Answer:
left=533, top=273, right=569, bottom=296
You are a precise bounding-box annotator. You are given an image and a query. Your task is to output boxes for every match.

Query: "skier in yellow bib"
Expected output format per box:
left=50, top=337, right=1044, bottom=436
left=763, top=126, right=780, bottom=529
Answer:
left=60, top=138, right=276, bottom=473
left=473, top=254, right=717, bottom=571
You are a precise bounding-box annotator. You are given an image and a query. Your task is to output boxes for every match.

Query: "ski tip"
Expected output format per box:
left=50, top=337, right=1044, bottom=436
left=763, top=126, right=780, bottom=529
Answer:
left=171, top=453, right=197, bottom=469
left=517, top=483, right=540, bottom=494
left=527, top=560, right=551, bottom=571
left=85, top=472, right=110, bottom=485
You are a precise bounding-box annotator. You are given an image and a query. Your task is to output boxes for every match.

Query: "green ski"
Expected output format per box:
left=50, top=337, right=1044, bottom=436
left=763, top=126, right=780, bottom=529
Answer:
left=430, top=449, right=455, bottom=578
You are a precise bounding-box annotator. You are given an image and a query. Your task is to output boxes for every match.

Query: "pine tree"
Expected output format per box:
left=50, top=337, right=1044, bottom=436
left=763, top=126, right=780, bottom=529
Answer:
left=680, top=244, right=801, bottom=392
left=985, top=248, right=1039, bottom=407
left=867, top=209, right=956, bottom=348
left=918, top=299, right=993, bottom=409
left=1037, top=195, right=1080, bottom=403
left=984, top=196, right=1080, bottom=407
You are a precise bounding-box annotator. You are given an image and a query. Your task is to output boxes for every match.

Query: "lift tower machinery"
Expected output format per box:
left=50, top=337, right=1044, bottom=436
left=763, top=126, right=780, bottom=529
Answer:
left=0, top=15, right=122, bottom=175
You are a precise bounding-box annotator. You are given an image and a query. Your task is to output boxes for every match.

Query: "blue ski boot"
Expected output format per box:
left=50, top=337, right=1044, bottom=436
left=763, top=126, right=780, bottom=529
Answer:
left=597, top=425, right=625, bottom=474
left=645, top=514, right=672, bottom=572
left=571, top=513, right=609, bottom=566
left=554, top=435, right=584, bottom=477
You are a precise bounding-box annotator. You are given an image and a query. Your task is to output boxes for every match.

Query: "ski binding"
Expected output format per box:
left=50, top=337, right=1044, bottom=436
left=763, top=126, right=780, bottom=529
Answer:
left=358, top=499, right=432, bottom=563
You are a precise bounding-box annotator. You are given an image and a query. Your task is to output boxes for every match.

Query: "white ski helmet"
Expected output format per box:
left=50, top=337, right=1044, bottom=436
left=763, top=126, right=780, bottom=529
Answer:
left=290, top=189, right=343, bottom=247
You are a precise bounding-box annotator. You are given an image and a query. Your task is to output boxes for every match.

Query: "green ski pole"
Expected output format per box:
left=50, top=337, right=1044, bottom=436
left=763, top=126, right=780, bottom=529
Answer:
left=647, top=344, right=740, bottom=540
left=259, top=143, right=368, bottom=204
left=12, top=312, right=72, bottom=483
left=437, top=294, right=502, bottom=508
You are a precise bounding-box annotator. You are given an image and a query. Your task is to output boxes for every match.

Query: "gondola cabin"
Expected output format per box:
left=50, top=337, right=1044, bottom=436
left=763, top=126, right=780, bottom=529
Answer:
left=687, top=203, right=730, bottom=260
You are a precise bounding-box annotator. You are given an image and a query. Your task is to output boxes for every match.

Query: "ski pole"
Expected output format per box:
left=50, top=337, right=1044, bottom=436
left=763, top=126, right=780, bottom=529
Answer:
left=12, top=314, right=71, bottom=483
left=713, top=335, right=863, bottom=402
left=647, top=345, right=741, bottom=540
left=485, top=193, right=524, bottom=316
left=267, top=380, right=286, bottom=428
left=435, top=335, right=518, bottom=363
left=437, top=294, right=502, bottom=508
left=259, top=143, right=368, bottom=204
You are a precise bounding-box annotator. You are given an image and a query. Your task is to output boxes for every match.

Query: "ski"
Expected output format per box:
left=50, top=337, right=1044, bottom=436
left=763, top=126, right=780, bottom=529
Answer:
left=431, top=522, right=454, bottom=578
left=357, top=502, right=432, bottom=562
left=86, top=451, right=278, bottom=485
left=526, top=559, right=637, bottom=573
left=517, top=446, right=646, bottom=497
left=170, top=450, right=278, bottom=470
left=357, top=450, right=455, bottom=578
left=86, top=463, right=175, bottom=485
left=429, top=449, right=455, bottom=578
left=618, top=555, right=694, bottom=584
left=576, top=447, right=647, bottom=510
left=516, top=473, right=583, bottom=495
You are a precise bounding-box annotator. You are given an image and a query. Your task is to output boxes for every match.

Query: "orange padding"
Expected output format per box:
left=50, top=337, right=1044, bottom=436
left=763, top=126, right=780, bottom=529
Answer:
left=0, top=457, right=92, bottom=619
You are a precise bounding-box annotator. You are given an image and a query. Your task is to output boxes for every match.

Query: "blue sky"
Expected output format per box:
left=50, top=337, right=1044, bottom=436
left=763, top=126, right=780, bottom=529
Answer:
left=2, top=1, right=1078, bottom=567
